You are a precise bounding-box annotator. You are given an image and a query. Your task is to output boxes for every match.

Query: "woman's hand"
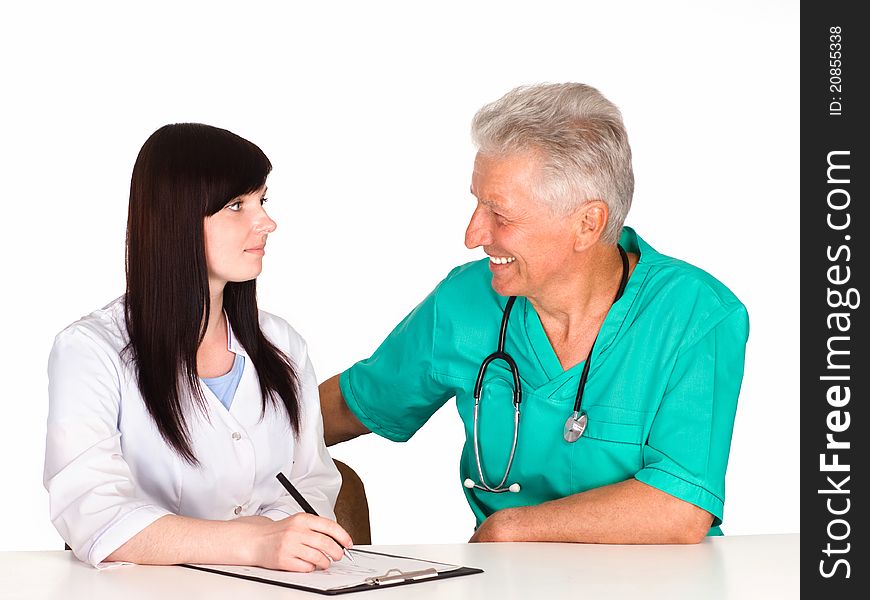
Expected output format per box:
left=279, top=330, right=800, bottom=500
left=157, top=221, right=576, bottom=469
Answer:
left=248, top=513, right=354, bottom=572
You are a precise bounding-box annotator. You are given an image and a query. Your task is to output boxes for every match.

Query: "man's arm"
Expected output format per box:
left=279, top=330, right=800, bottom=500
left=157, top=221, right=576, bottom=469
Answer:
left=319, top=374, right=371, bottom=446
left=469, top=479, right=713, bottom=544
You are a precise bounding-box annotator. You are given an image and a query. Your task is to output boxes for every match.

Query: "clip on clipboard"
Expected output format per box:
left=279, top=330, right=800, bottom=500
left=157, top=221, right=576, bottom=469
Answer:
left=364, top=567, right=438, bottom=585
left=183, top=548, right=483, bottom=595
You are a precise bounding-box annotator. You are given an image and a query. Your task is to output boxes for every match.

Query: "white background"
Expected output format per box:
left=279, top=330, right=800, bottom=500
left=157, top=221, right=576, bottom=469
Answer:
left=0, top=1, right=798, bottom=550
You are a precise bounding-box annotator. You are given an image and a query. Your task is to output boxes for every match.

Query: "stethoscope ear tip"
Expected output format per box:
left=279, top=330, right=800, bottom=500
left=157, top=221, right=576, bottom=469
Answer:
left=463, top=478, right=521, bottom=493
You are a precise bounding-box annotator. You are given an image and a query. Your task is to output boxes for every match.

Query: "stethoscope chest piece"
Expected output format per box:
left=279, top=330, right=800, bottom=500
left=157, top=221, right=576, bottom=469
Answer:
left=563, top=411, right=588, bottom=443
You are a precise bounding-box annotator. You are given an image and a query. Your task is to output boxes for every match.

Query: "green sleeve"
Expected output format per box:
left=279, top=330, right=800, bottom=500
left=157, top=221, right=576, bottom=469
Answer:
left=339, top=283, right=455, bottom=442
left=635, top=304, right=749, bottom=527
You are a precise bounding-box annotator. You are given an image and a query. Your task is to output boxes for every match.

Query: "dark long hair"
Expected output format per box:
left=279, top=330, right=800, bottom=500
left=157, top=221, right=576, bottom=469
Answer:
left=125, top=123, right=300, bottom=464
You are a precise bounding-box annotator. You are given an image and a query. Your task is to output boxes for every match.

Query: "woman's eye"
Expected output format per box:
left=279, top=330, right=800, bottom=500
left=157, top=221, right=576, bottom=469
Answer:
left=227, top=201, right=242, bottom=212
left=260, top=197, right=269, bottom=205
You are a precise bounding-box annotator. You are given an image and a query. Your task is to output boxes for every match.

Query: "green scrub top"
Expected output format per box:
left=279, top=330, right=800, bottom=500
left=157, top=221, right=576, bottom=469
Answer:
left=341, top=228, right=749, bottom=534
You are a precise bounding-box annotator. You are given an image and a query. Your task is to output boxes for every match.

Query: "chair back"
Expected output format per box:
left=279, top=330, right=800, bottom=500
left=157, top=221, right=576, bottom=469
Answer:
left=332, top=459, right=372, bottom=545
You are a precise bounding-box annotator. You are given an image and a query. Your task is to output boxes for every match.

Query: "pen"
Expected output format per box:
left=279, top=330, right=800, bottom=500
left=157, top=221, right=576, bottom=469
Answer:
left=276, top=472, right=354, bottom=562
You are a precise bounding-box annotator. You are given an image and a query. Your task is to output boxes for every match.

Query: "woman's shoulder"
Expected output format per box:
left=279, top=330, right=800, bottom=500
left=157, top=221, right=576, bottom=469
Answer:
left=257, top=309, right=308, bottom=358
left=52, top=296, right=128, bottom=353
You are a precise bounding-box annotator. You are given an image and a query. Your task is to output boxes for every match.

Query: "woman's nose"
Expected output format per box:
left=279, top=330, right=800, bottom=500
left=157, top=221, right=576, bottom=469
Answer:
left=255, top=210, right=277, bottom=234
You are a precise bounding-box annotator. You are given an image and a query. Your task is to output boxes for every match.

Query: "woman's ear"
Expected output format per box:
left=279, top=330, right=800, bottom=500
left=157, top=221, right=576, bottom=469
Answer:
left=573, top=200, right=609, bottom=252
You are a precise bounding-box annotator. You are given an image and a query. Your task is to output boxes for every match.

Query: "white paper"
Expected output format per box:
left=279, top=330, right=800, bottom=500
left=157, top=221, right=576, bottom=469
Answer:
left=187, top=549, right=461, bottom=592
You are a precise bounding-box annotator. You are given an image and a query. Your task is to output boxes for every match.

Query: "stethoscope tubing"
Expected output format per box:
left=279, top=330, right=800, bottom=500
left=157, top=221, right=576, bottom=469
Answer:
left=470, top=401, right=520, bottom=493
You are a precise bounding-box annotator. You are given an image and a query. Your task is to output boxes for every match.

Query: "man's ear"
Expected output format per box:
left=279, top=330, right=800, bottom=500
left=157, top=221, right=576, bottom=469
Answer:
left=573, top=200, right=609, bottom=252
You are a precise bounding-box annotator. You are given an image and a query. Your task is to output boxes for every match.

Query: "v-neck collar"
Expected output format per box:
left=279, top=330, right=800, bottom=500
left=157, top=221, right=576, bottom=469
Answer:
left=517, top=227, right=652, bottom=394
left=199, top=312, right=251, bottom=415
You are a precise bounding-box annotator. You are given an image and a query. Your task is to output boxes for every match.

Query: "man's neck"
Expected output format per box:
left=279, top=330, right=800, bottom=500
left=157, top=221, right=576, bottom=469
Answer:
left=529, top=245, right=633, bottom=370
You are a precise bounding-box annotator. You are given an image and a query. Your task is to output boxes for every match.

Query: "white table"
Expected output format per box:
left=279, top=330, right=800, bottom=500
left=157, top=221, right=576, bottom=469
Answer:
left=0, top=534, right=798, bottom=599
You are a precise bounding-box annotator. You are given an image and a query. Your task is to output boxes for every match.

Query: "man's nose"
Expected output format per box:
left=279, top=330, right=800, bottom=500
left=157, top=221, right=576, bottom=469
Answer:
left=464, top=206, right=492, bottom=249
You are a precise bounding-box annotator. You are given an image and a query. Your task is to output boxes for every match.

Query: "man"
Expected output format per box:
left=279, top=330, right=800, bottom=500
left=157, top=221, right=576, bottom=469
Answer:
left=320, top=83, right=749, bottom=544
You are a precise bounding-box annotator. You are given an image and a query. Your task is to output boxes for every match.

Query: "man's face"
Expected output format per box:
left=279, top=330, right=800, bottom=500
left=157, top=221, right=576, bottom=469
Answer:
left=466, top=152, right=579, bottom=299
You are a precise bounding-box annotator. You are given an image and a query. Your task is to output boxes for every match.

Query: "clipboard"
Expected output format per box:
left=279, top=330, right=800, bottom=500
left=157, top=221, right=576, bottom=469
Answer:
left=182, top=549, right=484, bottom=595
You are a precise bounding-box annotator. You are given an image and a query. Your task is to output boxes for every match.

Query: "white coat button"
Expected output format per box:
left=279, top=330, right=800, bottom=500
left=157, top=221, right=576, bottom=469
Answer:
left=233, top=505, right=242, bottom=515
left=232, top=432, right=241, bottom=440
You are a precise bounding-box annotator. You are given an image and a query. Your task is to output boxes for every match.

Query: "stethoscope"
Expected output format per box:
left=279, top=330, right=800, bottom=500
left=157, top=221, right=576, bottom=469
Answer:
left=463, top=245, right=629, bottom=494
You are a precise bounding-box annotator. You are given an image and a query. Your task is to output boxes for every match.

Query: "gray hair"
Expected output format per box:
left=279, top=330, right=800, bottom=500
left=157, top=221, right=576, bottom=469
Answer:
left=470, top=83, right=634, bottom=244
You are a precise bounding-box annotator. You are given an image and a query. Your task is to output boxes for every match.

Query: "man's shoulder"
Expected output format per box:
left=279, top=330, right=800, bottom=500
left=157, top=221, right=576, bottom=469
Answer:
left=629, top=228, right=744, bottom=314
left=632, top=239, right=748, bottom=347
left=642, top=251, right=744, bottom=315
left=441, top=258, right=493, bottom=287
left=432, top=258, right=499, bottom=308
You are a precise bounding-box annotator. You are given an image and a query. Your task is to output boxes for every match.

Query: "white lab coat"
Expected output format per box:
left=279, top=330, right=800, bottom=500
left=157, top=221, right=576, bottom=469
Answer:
left=44, top=296, right=341, bottom=567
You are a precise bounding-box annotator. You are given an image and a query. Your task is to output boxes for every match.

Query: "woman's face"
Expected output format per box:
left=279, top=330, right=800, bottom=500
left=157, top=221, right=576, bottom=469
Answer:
left=203, top=184, right=276, bottom=290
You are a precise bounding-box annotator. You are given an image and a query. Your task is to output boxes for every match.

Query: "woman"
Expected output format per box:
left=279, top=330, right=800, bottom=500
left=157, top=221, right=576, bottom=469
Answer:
left=44, top=123, right=352, bottom=570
